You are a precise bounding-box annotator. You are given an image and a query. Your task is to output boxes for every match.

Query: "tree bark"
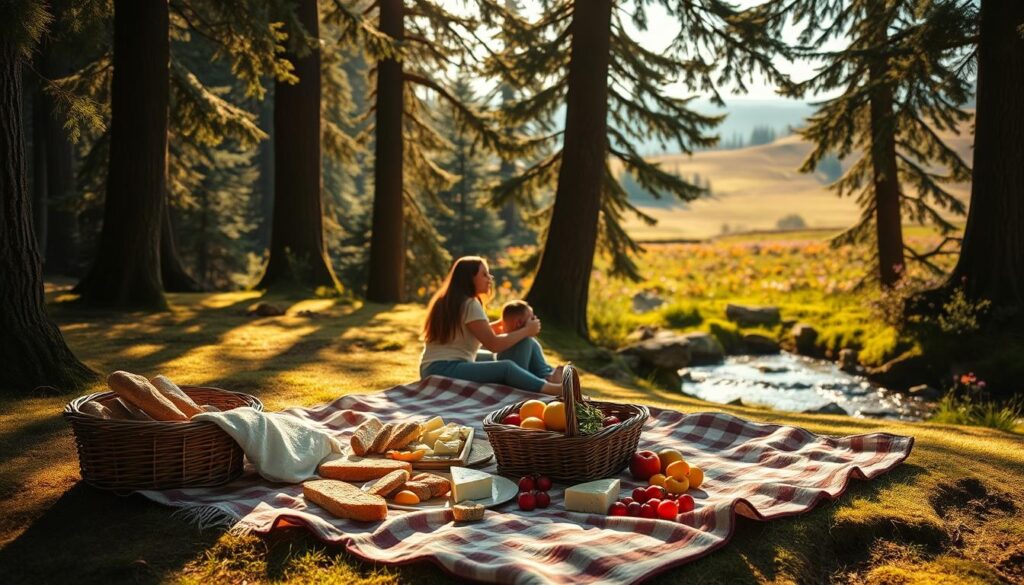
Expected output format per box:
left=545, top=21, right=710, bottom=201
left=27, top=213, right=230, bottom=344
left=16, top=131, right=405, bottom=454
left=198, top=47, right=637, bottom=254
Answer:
left=365, top=0, right=405, bottom=302
left=257, top=0, right=340, bottom=292
left=498, top=83, right=519, bottom=240
left=945, top=0, right=1024, bottom=311
left=74, top=0, right=168, bottom=309
left=0, top=40, right=95, bottom=393
left=868, top=31, right=904, bottom=288
left=256, top=92, right=274, bottom=251
left=160, top=202, right=204, bottom=291
left=31, top=82, right=48, bottom=255
left=525, top=0, right=613, bottom=338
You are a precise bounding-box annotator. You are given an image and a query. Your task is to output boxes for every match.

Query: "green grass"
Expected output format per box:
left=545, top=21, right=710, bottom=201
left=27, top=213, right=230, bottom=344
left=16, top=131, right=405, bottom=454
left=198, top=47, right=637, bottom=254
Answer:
left=0, top=286, right=1022, bottom=585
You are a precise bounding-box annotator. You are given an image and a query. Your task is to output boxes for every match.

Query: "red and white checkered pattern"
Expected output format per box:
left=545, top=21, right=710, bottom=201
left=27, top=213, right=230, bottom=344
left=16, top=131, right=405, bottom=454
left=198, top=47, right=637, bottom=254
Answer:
left=138, top=376, right=914, bottom=584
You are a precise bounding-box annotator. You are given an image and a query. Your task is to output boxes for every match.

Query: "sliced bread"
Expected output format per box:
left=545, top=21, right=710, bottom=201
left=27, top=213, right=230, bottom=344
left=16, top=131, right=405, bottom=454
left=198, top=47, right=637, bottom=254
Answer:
left=303, top=479, right=387, bottom=522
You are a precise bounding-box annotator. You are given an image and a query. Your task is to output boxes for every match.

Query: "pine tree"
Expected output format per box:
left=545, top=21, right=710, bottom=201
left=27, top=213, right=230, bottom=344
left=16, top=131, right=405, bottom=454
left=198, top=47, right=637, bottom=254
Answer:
left=486, top=0, right=784, bottom=337
left=765, top=0, right=974, bottom=287
left=0, top=2, right=95, bottom=392
left=364, top=0, right=518, bottom=302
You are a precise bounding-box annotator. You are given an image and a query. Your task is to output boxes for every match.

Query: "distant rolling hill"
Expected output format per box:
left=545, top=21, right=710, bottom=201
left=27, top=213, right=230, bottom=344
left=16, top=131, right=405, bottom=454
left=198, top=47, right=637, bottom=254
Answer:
left=621, top=120, right=974, bottom=241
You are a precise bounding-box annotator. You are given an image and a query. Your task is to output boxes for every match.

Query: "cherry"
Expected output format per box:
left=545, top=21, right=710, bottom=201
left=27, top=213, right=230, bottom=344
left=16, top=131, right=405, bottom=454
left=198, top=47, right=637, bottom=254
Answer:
left=621, top=497, right=635, bottom=506
left=657, top=499, right=679, bottom=520
left=609, top=501, right=627, bottom=516
left=640, top=503, right=657, bottom=519
left=534, top=491, right=551, bottom=508
left=626, top=502, right=642, bottom=517
left=677, top=494, right=695, bottom=513
left=518, top=476, right=535, bottom=492
left=632, top=487, right=649, bottom=503
left=536, top=476, right=553, bottom=491
left=518, top=491, right=536, bottom=511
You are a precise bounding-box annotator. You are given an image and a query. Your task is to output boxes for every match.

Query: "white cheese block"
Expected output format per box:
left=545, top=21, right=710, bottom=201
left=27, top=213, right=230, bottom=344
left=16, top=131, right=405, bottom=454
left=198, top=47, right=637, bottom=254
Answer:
left=420, top=416, right=444, bottom=435
left=433, top=438, right=461, bottom=456
left=564, top=478, right=621, bottom=514
left=450, top=466, right=492, bottom=503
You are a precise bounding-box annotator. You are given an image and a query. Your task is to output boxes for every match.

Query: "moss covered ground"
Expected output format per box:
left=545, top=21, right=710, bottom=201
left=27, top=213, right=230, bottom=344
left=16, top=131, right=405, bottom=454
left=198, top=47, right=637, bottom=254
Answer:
left=0, top=286, right=1021, bottom=584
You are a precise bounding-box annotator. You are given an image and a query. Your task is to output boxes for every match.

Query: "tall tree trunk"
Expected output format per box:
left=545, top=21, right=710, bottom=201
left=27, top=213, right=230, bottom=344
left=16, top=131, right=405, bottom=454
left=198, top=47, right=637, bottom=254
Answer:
left=160, top=201, right=203, bottom=291
left=0, top=41, right=95, bottom=393
left=31, top=83, right=48, bottom=254
left=257, top=0, right=340, bottom=292
left=868, top=41, right=904, bottom=288
left=256, top=92, right=274, bottom=251
left=946, top=0, right=1024, bottom=311
left=196, top=188, right=209, bottom=286
left=366, top=0, right=405, bottom=302
left=498, top=82, right=519, bottom=240
left=525, top=0, right=612, bottom=338
left=74, top=0, right=168, bottom=309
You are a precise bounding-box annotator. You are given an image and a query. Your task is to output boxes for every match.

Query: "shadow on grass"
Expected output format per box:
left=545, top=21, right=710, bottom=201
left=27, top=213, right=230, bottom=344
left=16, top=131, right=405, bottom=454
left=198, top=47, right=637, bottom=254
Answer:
left=0, top=484, right=220, bottom=585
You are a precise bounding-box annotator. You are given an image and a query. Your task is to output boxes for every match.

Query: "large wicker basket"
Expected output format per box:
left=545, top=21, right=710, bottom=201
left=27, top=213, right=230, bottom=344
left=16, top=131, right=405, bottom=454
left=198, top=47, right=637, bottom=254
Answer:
left=483, top=365, right=648, bottom=483
left=64, top=386, right=263, bottom=491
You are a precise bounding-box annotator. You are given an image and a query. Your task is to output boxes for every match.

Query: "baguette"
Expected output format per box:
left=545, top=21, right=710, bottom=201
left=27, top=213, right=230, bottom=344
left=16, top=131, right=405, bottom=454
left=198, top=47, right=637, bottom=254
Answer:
left=149, top=375, right=204, bottom=418
left=106, top=371, right=188, bottom=422
left=368, top=423, right=396, bottom=454
left=79, top=400, right=115, bottom=419
left=108, top=397, right=154, bottom=421
left=318, top=456, right=412, bottom=482
left=350, top=417, right=383, bottom=456
left=303, top=479, right=387, bottom=522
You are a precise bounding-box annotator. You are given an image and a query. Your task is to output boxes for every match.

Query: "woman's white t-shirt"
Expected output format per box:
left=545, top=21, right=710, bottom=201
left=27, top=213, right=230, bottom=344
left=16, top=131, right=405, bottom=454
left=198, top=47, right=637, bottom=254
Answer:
left=420, top=298, right=489, bottom=367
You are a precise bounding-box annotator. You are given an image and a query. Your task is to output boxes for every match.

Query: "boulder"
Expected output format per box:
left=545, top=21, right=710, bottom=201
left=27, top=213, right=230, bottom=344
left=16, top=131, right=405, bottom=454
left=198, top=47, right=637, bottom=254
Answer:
left=595, top=364, right=632, bottom=383
left=681, top=332, right=725, bottom=365
left=804, top=402, right=848, bottom=416
left=867, top=352, right=940, bottom=392
left=616, top=334, right=691, bottom=371
left=757, top=365, right=789, bottom=374
left=626, top=325, right=660, bottom=343
left=742, top=334, right=780, bottom=355
left=632, top=291, right=667, bottom=313
left=838, top=348, right=860, bottom=373
left=725, top=304, right=781, bottom=327
left=909, top=384, right=942, bottom=401
left=790, top=323, right=819, bottom=355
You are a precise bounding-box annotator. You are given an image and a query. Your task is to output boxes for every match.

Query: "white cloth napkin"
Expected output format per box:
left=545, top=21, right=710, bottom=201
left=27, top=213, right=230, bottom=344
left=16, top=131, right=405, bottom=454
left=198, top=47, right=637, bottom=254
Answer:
left=193, top=407, right=343, bottom=483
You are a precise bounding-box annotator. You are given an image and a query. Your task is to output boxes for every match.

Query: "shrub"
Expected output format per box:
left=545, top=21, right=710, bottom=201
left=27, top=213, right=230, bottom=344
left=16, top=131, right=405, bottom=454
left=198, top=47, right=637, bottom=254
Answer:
left=929, top=373, right=1023, bottom=432
left=661, top=303, right=703, bottom=329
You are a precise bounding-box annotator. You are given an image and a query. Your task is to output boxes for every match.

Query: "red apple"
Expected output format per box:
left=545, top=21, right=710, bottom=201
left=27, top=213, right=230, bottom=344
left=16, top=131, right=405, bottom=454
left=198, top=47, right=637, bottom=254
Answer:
left=602, top=416, right=621, bottom=427
left=502, top=414, right=523, bottom=426
left=630, top=450, right=661, bottom=480
left=534, top=491, right=551, bottom=508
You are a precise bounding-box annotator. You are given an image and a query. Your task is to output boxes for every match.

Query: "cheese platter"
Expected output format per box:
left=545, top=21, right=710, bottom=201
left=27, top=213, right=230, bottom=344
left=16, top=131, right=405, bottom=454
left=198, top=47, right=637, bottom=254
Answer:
left=359, top=467, right=518, bottom=511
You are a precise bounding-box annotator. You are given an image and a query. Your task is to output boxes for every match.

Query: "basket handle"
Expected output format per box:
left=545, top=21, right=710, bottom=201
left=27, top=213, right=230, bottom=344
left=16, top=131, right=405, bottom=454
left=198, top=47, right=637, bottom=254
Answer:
left=561, top=364, right=582, bottom=438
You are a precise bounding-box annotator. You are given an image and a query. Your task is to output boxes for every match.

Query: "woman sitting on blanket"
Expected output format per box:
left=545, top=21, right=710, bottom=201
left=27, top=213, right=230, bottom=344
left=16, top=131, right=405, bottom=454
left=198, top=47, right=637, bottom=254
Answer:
left=419, top=256, right=564, bottom=395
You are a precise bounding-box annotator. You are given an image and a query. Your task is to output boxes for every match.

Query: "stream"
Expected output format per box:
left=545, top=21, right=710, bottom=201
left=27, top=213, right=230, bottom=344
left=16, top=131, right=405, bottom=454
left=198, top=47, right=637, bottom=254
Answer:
left=680, top=352, right=930, bottom=421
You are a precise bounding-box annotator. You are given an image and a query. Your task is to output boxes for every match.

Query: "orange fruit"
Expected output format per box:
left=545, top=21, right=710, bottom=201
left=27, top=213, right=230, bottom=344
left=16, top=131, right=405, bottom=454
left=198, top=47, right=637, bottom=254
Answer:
left=543, top=401, right=567, bottom=432
left=520, top=417, right=547, bottom=431
left=687, top=466, right=704, bottom=489
left=658, top=449, right=684, bottom=473
left=664, top=476, right=690, bottom=494
left=519, top=399, right=546, bottom=421
left=388, top=449, right=427, bottom=462
left=393, top=490, right=420, bottom=505
left=665, top=460, right=690, bottom=481
left=649, top=473, right=667, bottom=487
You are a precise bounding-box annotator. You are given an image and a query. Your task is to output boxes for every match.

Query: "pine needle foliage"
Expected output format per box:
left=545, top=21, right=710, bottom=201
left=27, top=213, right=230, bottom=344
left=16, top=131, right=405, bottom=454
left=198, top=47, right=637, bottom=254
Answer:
left=761, top=0, right=976, bottom=274
left=480, top=0, right=788, bottom=279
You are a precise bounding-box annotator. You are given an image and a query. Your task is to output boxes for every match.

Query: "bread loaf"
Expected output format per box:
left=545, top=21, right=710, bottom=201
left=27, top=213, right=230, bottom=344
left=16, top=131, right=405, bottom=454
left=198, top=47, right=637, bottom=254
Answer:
left=400, top=480, right=433, bottom=501
left=303, top=480, right=387, bottom=522
left=149, top=375, right=204, bottom=418
left=79, top=400, right=115, bottom=419
left=350, top=417, right=383, bottom=456
left=107, top=371, right=188, bottom=422
left=411, top=473, right=451, bottom=498
left=318, top=456, right=412, bottom=482
left=107, top=397, right=154, bottom=421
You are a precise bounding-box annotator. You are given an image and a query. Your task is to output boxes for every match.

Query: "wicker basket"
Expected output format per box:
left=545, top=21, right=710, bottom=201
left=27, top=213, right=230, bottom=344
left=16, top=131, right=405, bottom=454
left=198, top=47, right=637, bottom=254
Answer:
left=64, top=386, right=263, bottom=491
left=483, top=365, right=648, bottom=483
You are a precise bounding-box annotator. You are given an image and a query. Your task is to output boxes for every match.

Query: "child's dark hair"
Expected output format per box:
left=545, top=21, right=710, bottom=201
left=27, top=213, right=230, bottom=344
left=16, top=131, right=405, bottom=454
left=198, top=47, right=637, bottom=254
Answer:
left=501, top=300, right=531, bottom=320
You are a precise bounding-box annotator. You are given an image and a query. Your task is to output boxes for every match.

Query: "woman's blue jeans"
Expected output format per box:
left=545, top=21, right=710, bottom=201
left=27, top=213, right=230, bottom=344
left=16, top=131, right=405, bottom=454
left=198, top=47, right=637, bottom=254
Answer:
left=420, top=338, right=550, bottom=392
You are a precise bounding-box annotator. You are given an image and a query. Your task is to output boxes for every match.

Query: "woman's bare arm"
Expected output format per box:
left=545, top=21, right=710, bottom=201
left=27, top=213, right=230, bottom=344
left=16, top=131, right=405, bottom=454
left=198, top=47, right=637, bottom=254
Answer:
left=467, top=318, right=539, bottom=353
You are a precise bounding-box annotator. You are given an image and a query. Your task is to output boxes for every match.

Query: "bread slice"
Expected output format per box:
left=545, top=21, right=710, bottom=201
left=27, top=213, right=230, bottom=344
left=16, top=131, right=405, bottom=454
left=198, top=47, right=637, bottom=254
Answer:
left=385, top=422, right=423, bottom=451
left=366, top=469, right=410, bottom=497
left=411, top=473, right=451, bottom=498
left=149, top=375, right=204, bottom=417
left=369, top=423, right=396, bottom=454
left=318, top=456, right=412, bottom=482
left=303, top=479, right=387, bottom=522
left=350, top=417, right=383, bottom=456
left=452, top=502, right=485, bottom=522
left=107, top=371, right=188, bottom=422
left=401, top=480, right=433, bottom=501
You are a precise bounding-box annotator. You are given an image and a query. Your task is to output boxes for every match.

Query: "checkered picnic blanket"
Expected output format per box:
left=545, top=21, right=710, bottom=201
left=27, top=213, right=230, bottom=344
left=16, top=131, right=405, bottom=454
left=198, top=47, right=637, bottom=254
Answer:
left=138, top=376, right=914, bottom=584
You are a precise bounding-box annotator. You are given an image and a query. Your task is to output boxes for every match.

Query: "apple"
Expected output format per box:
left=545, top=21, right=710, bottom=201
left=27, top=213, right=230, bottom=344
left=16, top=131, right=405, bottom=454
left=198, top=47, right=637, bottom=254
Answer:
left=517, top=491, right=536, bottom=511
left=535, top=476, right=553, bottom=492
left=630, top=450, right=661, bottom=480
left=518, top=476, right=535, bottom=492
left=534, top=490, right=551, bottom=508
left=502, top=414, right=523, bottom=426
left=645, top=485, right=665, bottom=501
left=657, top=499, right=679, bottom=520
left=602, top=415, right=621, bottom=427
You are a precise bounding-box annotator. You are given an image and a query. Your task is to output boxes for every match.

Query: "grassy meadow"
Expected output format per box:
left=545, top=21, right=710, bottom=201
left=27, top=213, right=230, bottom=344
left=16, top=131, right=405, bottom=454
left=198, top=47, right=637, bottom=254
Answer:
left=1, top=233, right=1022, bottom=584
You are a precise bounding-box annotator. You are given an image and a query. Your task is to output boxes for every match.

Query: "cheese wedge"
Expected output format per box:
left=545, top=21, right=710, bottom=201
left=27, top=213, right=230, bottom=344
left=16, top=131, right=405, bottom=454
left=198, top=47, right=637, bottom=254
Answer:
left=419, top=416, right=444, bottom=435
left=564, top=478, right=621, bottom=514
left=432, top=438, right=461, bottom=456
left=450, top=466, right=492, bottom=503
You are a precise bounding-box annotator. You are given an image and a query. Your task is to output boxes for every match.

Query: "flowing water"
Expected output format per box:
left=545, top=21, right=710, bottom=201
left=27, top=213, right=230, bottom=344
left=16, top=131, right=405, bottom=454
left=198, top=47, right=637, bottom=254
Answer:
left=681, top=352, right=930, bottom=421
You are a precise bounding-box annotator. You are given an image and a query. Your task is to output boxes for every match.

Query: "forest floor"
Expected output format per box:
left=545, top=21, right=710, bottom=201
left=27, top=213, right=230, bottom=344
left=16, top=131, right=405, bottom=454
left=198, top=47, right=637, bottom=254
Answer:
left=0, top=288, right=1022, bottom=584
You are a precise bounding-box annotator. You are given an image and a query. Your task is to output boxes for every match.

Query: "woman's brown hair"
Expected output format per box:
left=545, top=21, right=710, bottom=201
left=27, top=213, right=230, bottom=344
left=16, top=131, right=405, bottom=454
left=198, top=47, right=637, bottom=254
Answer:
left=423, top=256, right=487, bottom=344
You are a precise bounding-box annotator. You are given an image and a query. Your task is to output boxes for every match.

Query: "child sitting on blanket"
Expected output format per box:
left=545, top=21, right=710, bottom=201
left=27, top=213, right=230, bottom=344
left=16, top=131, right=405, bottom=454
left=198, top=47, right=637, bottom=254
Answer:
left=498, top=300, right=563, bottom=384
